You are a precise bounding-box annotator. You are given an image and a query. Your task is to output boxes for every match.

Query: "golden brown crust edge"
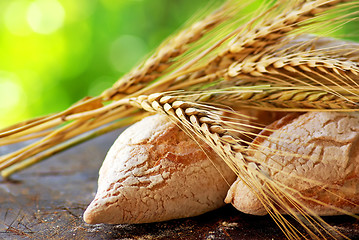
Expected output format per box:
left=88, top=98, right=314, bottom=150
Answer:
left=226, top=111, right=359, bottom=216
left=83, top=114, right=237, bottom=224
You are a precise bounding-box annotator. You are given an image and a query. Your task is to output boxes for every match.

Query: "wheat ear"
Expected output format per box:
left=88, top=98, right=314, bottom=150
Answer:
left=1, top=0, right=355, bottom=169
left=198, top=85, right=359, bottom=111
left=227, top=0, right=352, bottom=56
left=0, top=2, right=241, bottom=173
left=122, top=92, right=351, bottom=239
left=1, top=0, right=353, bottom=138
left=2, top=81, right=359, bottom=176
left=0, top=1, right=237, bottom=140
left=0, top=0, right=358, bottom=239
left=101, top=2, right=237, bottom=101
left=166, top=1, right=358, bottom=92
left=225, top=37, right=359, bottom=100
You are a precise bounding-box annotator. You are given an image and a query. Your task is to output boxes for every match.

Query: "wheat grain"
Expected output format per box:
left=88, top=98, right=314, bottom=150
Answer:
left=124, top=92, right=351, bottom=239
left=200, top=85, right=359, bottom=111
left=1, top=1, right=359, bottom=238
left=0, top=1, right=235, bottom=139
left=101, top=2, right=237, bottom=101
left=1, top=0, right=355, bottom=142
left=224, top=38, right=359, bottom=100
left=181, top=0, right=353, bottom=81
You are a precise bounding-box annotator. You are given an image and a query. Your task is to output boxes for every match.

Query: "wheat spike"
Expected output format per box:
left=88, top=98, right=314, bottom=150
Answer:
left=101, top=2, right=237, bottom=101
left=176, top=0, right=353, bottom=81
left=224, top=35, right=359, bottom=102
left=228, top=0, right=352, bottom=54
left=0, top=1, right=237, bottom=139
left=1, top=0, right=356, bottom=142
left=1, top=1, right=359, bottom=238
left=166, top=2, right=359, bottom=94
left=197, top=85, right=359, bottom=111
left=123, top=92, right=352, bottom=239
left=227, top=47, right=359, bottom=79
left=167, top=34, right=359, bottom=92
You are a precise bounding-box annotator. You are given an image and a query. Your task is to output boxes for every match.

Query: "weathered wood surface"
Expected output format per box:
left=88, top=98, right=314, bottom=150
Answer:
left=0, top=129, right=358, bottom=239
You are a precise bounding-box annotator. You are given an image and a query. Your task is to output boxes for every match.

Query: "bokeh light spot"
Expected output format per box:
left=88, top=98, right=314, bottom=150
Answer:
left=0, top=74, right=22, bottom=110
left=27, top=0, right=65, bottom=35
left=88, top=76, right=115, bottom=96
left=0, top=72, right=26, bottom=127
left=109, top=35, right=148, bottom=72
left=4, top=0, right=32, bottom=36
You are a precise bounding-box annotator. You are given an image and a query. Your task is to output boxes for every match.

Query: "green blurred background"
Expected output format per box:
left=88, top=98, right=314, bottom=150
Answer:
left=0, top=0, right=358, bottom=128
left=0, top=0, right=215, bottom=128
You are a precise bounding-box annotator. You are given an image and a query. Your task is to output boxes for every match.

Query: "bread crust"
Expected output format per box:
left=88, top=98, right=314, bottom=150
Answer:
left=83, top=114, right=237, bottom=224
left=226, top=112, right=359, bottom=216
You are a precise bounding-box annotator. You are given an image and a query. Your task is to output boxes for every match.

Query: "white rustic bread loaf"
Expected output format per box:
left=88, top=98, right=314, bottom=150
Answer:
left=225, top=112, right=359, bottom=216
left=83, top=114, right=237, bottom=224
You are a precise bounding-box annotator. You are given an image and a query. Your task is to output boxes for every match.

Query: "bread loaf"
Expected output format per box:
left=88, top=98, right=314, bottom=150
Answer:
left=225, top=112, right=359, bottom=216
left=83, top=114, right=237, bottom=224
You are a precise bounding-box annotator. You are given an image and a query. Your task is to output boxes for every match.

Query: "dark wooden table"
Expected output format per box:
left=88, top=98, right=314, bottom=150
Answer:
left=1, top=129, right=359, bottom=239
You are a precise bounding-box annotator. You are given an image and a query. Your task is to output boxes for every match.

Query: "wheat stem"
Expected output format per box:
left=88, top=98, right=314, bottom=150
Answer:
left=0, top=114, right=145, bottom=178
left=203, top=85, right=359, bottom=111
left=101, top=2, right=236, bottom=101
left=125, top=92, right=348, bottom=239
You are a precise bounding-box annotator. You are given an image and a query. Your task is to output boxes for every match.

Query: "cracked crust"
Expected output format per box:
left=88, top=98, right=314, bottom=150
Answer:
left=226, top=112, right=359, bottom=216
left=83, top=114, right=237, bottom=224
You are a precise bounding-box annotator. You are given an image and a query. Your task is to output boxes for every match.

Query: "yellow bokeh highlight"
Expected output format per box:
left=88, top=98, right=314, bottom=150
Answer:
left=109, top=35, right=148, bottom=72
left=0, top=71, right=28, bottom=126
left=27, top=0, right=65, bottom=35
left=4, top=0, right=32, bottom=36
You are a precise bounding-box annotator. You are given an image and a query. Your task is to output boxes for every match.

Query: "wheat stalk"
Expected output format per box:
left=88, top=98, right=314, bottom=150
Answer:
left=101, top=2, right=237, bottom=101
left=0, top=1, right=238, bottom=139
left=122, top=92, right=352, bottom=239
left=227, top=0, right=352, bottom=54
left=0, top=1, right=244, bottom=170
left=1, top=0, right=359, bottom=239
left=168, top=34, right=359, bottom=92
left=171, top=0, right=355, bottom=87
left=224, top=40, right=359, bottom=101
left=1, top=0, right=356, bottom=143
left=197, top=85, right=359, bottom=111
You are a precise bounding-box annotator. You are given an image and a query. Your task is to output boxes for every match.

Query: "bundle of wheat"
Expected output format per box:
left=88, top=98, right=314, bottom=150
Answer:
left=1, top=0, right=359, bottom=239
